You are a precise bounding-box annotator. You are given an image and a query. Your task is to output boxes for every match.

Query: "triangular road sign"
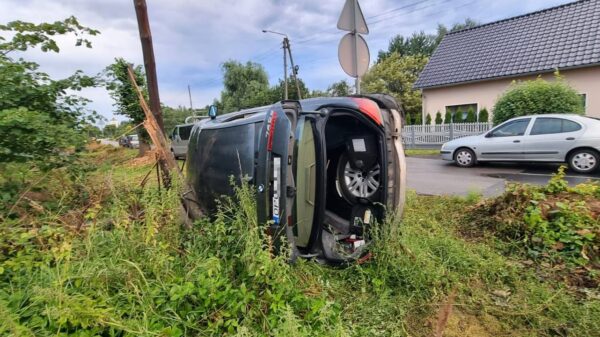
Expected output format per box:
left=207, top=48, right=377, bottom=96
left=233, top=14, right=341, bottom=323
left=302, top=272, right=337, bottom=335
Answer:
left=337, top=0, right=369, bottom=34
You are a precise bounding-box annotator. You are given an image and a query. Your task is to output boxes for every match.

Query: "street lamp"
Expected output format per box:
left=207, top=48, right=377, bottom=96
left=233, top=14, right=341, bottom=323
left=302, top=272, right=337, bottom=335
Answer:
left=262, top=29, right=301, bottom=100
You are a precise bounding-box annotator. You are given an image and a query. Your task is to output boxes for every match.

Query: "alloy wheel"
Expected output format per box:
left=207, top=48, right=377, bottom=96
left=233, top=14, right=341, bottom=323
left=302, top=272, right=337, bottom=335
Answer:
left=343, top=162, right=381, bottom=199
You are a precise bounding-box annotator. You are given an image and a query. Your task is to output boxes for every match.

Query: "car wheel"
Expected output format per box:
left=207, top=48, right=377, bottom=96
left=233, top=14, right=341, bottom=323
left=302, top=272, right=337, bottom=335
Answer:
left=337, top=153, right=381, bottom=203
left=454, top=148, right=476, bottom=168
left=568, top=149, right=599, bottom=174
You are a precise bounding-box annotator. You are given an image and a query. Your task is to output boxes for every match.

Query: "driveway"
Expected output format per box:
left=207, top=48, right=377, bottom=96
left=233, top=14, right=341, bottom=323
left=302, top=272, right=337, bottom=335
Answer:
left=406, top=156, right=600, bottom=197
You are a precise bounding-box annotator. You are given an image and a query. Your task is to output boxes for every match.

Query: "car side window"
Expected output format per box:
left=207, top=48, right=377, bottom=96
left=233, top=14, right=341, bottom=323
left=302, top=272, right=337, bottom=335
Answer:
left=530, top=117, right=582, bottom=135
left=179, top=125, right=193, bottom=140
left=490, top=118, right=531, bottom=137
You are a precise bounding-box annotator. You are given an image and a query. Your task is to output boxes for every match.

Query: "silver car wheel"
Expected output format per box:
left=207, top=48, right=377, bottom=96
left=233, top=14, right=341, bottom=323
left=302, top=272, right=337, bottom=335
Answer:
left=571, top=152, right=597, bottom=172
left=455, top=150, right=473, bottom=166
left=343, top=162, right=380, bottom=198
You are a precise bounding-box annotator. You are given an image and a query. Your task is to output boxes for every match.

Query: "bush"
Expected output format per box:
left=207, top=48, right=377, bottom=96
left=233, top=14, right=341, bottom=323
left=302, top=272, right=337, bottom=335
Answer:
left=465, top=107, right=476, bottom=123
left=493, top=74, right=584, bottom=124
left=479, top=107, right=489, bottom=122
left=444, top=110, right=452, bottom=124
left=425, top=114, right=432, bottom=125
left=435, top=111, right=443, bottom=124
left=414, top=113, right=422, bottom=125
left=0, top=108, right=85, bottom=168
left=453, top=111, right=463, bottom=123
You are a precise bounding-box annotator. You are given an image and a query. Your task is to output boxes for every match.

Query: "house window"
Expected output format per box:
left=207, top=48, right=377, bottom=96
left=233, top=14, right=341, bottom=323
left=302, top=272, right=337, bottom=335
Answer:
left=445, top=103, right=477, bottom=122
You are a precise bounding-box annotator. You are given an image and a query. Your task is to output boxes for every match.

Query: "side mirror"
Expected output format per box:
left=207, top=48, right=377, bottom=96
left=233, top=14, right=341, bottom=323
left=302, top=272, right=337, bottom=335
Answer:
left=485, top=132, right=492, bottom=138
left=208, top=105, right=218, bottom=119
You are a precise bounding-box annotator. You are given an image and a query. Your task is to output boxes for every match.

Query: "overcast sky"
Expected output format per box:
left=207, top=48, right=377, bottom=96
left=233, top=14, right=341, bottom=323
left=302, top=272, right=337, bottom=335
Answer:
left=0, top=0, right=572, bottom=124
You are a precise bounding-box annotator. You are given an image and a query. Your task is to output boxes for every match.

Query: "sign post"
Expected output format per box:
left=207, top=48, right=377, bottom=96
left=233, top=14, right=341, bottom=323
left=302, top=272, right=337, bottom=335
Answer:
left=337, top=0, right=370, bottom=94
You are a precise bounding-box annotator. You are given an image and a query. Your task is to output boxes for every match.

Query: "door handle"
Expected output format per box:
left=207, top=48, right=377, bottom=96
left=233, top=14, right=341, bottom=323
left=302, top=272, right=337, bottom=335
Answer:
left=513, top=140, right=521, bottom=143
left=566, top=137, right=575, bottom=140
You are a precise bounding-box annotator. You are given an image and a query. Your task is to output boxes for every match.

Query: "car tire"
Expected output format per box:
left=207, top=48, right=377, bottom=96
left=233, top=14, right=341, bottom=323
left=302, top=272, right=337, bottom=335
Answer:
left=336, top=152, right=381, bottom=203
left=454, top=148, right=476, bottom=168
left=568, top=149, right=599, bottom=174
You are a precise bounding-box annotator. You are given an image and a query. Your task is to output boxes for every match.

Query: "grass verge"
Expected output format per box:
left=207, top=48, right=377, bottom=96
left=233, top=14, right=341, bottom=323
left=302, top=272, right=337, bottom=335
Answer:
left=0, top=146, right=598, bottom=336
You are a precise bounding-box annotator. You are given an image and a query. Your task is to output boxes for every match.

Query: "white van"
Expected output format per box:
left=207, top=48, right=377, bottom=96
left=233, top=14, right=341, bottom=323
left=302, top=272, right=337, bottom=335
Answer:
left=170, top=123, right=194, bottom=159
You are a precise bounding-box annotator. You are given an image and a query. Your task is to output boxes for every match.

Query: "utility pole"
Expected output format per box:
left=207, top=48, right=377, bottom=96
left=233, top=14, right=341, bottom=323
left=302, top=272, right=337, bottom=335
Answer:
left=187, top=84, right=194, bottom=114
left=286, top=38, right=302, bottom=100
left=133, top=0, right=164, bottom=131
left=263, top=29, right=302, bottom=100
left=283, top=38, right=288, bottom=100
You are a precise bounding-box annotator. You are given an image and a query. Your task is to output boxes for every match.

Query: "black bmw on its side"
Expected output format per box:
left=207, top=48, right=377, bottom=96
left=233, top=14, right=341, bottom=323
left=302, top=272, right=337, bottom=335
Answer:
left=186, top=95, right=406, bottom=264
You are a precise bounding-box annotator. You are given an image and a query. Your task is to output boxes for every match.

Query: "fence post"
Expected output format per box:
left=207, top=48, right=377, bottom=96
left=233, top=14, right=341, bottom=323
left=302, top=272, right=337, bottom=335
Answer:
left=449, top=121, right=454, bottom=140
left=411, top=126, right=416, bottom=148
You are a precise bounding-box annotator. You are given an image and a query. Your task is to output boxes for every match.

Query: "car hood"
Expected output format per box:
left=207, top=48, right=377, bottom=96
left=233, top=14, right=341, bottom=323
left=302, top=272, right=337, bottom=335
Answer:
left=442, top=135, right=482, bottom=149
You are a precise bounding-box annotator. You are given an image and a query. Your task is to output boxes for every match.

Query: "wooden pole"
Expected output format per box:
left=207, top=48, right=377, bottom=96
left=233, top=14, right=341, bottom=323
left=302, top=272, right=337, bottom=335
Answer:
left=127, top=66, right=204, bottom=222
left=133, top=0, right=164, bottom=131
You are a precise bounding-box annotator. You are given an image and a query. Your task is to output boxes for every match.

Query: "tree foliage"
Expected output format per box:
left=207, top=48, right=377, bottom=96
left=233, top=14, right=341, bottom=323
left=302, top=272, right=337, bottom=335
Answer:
left=362, top=53, right=428, bottom=117
left=0, top=108, right=85, bottom=167
left=444, top=110, right=452, bottom=124
left=218, top=60, right=271, bottom=113
left=327, top=80, right=353, bottom=97
left=269, top=76, right=310, bottom=101
left=376, top=19, right=479, bottom=62
left=435, top=111, right=443, bottom=125
left=104, top=58, right=146, bottom=125
left=0, top=17, right=99, bottom=167
left=479, top=107, right=489, bottom=122
left=465, top=107, right=477, bottom=123
left=493, top=74, right=584, bottom=124
left=425, top=113, right=432, bottom=125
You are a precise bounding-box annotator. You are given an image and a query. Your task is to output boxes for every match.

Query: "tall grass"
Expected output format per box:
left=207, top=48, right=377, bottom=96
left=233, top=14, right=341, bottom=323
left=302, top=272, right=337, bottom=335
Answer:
left=1, top=146, right=599, bottom=336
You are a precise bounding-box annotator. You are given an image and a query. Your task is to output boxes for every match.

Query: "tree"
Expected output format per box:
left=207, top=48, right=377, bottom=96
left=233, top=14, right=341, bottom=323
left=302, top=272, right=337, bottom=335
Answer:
left=270, top=76, right=309, bottom=101
left=362, top=53, right=428, bottom=118
left=435, top=111, right=443, bottom=124
left=493, top=74, right=584, bottom=124
left=414, top=113, right=422, bottom=125
left=217, top=60, right=271, bottom=113
left=377, top=19, right=479, bottom=62
left=425, top=113, right=432, bottom=125
left=479, top=107, right=489, bottom=122
left=465, top=107, right=477, bottom=122
left=163, top=105, right=194, bottom=134
left=454, top=110, right=463, bottom=123
left=104, top=58, right=150, bottom=155
left=444, top=110, right=452, bottom=124
left=103, top=124, right=118, bottom=138
left=0, top=17, right=98, bottom=167
left=327, top=80, right=353, bottom=97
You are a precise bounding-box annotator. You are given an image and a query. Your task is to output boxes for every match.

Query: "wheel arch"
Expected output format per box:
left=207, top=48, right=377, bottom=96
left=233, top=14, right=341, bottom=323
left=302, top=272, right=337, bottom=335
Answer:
left=565, top=146, right=600, bottom=162
left=453, top=146, right=477, bottom=160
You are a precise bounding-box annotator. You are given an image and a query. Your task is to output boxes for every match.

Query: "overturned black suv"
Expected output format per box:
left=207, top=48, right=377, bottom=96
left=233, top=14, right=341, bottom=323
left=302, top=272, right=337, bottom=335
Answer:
left=186, top=95, right=405, bottom=264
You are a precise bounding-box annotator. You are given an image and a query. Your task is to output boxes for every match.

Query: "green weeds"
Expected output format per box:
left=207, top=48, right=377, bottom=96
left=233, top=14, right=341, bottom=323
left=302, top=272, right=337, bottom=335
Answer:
left=1, top=147, right=598, bottom=336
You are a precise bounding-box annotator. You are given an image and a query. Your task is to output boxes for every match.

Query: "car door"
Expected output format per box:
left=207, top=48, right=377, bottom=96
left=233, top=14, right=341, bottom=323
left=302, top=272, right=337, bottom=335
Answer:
left=256, top=101, right=299, bottom=256
left=476, top=118, right=531, bottom=161
left=522, top=117, right=585, bottom=161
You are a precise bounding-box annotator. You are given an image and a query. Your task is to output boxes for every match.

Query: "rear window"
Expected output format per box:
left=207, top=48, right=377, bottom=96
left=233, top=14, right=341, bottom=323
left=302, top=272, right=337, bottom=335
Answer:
left=530, top=117, right=582, bottom=135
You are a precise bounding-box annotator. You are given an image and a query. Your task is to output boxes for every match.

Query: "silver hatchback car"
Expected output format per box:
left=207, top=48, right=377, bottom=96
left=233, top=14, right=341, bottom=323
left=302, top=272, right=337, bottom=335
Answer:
left=441, top=114, right=600, bottom=174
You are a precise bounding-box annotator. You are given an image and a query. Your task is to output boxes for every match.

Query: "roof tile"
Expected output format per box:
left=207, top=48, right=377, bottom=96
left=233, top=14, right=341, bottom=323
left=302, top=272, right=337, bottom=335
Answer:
left=415, top=0, right=600, bottom=88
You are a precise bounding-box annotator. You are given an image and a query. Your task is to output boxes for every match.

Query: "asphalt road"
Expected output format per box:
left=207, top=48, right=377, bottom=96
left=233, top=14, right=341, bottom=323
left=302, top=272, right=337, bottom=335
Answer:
left=406, top=156, right=600, bottom=197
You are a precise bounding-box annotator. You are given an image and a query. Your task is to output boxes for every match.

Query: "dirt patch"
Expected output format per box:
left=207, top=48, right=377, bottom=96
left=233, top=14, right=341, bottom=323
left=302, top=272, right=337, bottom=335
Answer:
left=128, top=150, right=158, bottom=167
left=437, top=309, right=510, bottom=337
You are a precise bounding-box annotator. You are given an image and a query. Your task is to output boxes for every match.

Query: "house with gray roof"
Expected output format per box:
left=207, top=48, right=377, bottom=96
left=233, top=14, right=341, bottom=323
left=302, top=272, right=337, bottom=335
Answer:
left=414, top=0, right=600, bottom=121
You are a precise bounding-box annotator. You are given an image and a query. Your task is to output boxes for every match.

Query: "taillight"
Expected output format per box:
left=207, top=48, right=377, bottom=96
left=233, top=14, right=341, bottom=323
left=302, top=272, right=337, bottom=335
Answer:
left=351, top=98, right=383, bottom=126
left=267, top=111, right=278, bottom=151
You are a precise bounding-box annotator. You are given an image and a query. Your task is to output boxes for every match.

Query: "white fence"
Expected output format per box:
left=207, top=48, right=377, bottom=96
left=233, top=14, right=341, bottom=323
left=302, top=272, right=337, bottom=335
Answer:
left=402, top=122, right=493, bottom=147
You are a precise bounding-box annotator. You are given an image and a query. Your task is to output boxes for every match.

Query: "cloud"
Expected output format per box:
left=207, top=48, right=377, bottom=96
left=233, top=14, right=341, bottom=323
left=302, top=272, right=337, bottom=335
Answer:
left=0, top=0, right=572, bottom=122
